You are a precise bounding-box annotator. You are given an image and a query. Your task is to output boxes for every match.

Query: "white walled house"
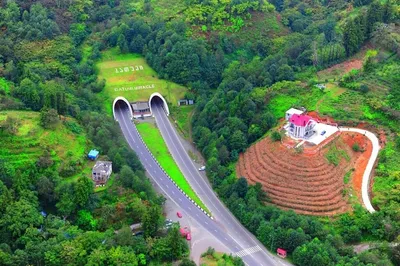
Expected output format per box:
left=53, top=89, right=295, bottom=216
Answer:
left=287, top=112, right=317, bottom=139
left=92, top=161, right=112, bottom=185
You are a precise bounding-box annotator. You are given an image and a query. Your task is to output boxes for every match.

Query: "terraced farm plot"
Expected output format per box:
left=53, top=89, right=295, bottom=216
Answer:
left=237, top=135, right=365, bottom=216
left=96, top=48, right=187, bottom=114
left=0, top=111, right=89, bottom=171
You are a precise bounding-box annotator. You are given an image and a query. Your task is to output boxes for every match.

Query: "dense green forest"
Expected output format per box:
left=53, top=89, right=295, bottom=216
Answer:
left=0, top=0, right=399, bottom=265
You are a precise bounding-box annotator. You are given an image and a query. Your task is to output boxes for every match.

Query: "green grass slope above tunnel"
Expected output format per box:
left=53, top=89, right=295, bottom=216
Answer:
left=136, top=121, right=210, bottom=214
left=96, top=48, right=187, bottom=115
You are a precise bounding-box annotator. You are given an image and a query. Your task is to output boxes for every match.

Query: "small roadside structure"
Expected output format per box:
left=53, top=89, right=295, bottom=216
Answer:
left=92, top=161, right=112, bottom=186
left=88, top=149, right=99, bottom=160
left=131, top=101, right=151, bottom=118
left=277, top=248, right=287, bottom=258
left=178, top=99, right=194, bottom=106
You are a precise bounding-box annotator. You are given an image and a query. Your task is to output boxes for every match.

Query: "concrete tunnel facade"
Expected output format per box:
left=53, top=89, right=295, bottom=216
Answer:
left=112, top=93, right=170, bottom=121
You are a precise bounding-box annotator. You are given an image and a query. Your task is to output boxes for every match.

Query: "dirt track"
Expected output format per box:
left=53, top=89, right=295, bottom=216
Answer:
left=237, top=136, right=363, bottom=216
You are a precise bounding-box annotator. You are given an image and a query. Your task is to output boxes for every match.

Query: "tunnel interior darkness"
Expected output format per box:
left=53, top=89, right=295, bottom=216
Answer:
left=148, top=92, right=170, bottom=116
left=112, top=96, right=133, bottom=121
left=112, top=93, right=170, bottom=121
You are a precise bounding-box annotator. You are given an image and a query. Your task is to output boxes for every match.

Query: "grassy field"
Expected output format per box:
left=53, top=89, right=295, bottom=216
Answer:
left=0, top=111, right=91, bottom=174
left=96, top=48, right=187, bottom=114
left=136, top=122, right=209, bottom=213
left=170, top=105, right=195, bottom=139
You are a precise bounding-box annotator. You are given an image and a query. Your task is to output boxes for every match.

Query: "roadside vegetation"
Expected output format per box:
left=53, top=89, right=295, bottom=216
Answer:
left=136, top=122, right=209, bottom=213
left=200, top=247, right=244, bottom=266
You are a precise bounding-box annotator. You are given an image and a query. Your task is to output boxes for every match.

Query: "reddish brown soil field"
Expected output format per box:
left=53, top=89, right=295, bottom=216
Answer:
left=341, top=132, right=372, bottom=201
left=237, top=135, right=366, bottom=216
left=318, top=59, right=363, bottom=77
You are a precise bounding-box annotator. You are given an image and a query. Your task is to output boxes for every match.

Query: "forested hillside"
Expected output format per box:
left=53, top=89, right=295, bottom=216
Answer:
left=0, top=0, right=399, bottom=265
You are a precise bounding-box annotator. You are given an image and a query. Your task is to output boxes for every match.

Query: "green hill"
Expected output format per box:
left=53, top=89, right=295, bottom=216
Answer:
left=97, top=48, right=187, bottom=114
left=0, top=111, right=90, bottom=175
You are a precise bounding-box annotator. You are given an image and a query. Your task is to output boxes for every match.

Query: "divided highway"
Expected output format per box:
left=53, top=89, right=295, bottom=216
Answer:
left=114, top=101, right=286, bottom=266
left=151, top=99, right=289, bottom=266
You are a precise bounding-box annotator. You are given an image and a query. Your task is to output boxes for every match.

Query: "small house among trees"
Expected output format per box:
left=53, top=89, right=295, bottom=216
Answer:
left=88, top=149, right=99, bottom=160
left=92, top=161, right=112, bottom=186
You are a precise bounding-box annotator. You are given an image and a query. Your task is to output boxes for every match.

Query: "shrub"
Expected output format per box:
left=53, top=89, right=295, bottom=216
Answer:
left=359, top=84, right=369, bottom=93
left=352, top=143, right=360, bottom=152
left=295, top=145, right=304, bottom=154
left=271, top=131, right=282, bottom=141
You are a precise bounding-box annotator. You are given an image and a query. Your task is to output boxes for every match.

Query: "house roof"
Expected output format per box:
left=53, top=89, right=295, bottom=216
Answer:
left=88, top=149, right=99, bottom=157
left=132, top=101, right=150, bottom=110
left=286, top=108, right=304, bottom=116
left=289, top=114, right=314, bottom=127
left=93, top=161, right=112, bottom=173
left=277, top=248, right=287, bottom=254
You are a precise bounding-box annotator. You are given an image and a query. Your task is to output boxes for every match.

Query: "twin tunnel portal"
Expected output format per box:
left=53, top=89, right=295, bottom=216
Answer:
left=112, top=92, right=170, bottom=121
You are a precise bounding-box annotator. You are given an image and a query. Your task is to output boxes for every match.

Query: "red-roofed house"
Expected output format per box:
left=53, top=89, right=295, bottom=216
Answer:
left=287, top=111, right=317, bottom=139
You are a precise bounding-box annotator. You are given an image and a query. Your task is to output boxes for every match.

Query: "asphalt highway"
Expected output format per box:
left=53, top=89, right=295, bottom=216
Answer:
left=151, top=98, right=290, bottom=266
left=114, top=101, right=287, bottom=266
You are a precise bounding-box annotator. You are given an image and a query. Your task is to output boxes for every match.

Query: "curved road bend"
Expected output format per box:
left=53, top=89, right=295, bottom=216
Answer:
left=114, top=102, right=278, bottom=266
left=339, top=128, right=380, bottom=213
left=151, top=99, right=290, bottom=266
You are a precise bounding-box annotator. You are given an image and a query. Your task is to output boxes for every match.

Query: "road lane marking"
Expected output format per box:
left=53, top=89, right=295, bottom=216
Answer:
left=119, top=107, right=274, bottom=265
left=234, top=245, right=262, bottom=258
left=166, top=184, right=169, bottom=188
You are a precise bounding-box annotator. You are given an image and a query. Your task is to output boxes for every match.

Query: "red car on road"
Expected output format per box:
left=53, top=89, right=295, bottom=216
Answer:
left=186, top=233, right=191, bottom=240
left=177, top=211, right=182, bottom=218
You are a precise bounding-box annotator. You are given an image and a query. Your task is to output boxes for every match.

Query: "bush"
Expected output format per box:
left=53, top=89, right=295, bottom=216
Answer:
left=271, top=131, right=282, bottom=141
left=359, top=84, right=369, bottom=93
left=352, top=143, right=360, bottom=152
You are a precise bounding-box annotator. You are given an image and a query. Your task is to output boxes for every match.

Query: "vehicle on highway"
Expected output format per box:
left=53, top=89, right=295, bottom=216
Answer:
left=177, top=211, right=182, bottom=218
left=186, top=233, right=191, bottom=240
left=321, top=130, right=326, bottom=136
left=198, top=166, right=206, bottom=171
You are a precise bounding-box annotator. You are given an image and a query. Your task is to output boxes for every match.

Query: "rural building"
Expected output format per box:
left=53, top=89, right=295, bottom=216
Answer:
left=88, top=149, right=99, bottom=160
left=92, top=161, right=112, bottom=185
left=131, top=101, right=151, bottom=118
left=178, top=99, right=194, bottom=106
left=286, top=109, right=317, bottom=139
left=277, top=248, right=287, bottom=258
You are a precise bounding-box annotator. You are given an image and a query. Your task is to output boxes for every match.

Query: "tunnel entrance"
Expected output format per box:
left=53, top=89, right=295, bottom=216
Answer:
left=112, top=93, right=170, bottom=121
left=149, top=93, right=170, bottom=116
left=112, top=96, right=133, bottom=121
